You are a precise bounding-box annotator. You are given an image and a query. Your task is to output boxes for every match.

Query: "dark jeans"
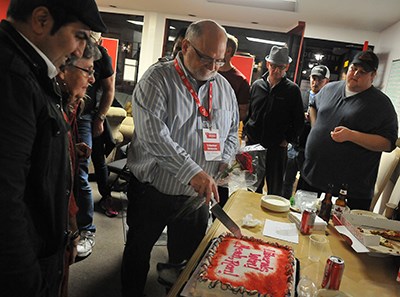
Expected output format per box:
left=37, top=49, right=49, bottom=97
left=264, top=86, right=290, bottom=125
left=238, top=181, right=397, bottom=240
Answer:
left=256, top=145, right=288, bottom=196
left=121, top=175, right=209, bottom=297
left=218, top=186, right=229, bottom=208
left=76, top=114, right=95, bottom=232
left=282, top=145, right=305, bottom=199
left=92, top=135, right=110, bottom=198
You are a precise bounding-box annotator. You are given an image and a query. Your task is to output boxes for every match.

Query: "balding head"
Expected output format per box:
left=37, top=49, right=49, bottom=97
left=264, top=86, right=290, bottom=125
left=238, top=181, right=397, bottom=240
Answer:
left=181, top=20, right=227, bottom=81
left=186, top=20, right=227, bottom=43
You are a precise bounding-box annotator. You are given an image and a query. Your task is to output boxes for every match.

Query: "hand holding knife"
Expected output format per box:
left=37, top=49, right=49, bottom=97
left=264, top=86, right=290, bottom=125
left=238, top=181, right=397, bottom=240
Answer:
left=210, top=194, right=242, bottom=238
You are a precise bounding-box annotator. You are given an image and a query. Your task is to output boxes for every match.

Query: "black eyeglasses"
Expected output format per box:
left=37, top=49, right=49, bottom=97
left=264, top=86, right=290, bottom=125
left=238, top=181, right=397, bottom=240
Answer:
left=269, top=64, right=287, bottom=71
left=72, top=65, right=95, bottom=77
left=189, top=42, right=225, bottom=67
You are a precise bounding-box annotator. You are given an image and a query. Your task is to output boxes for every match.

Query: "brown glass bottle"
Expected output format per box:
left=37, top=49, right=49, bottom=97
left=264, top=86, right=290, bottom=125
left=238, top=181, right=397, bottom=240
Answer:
left=319, top=184, right=334, bottom=223
left=333, top=184, right=348, bottom=219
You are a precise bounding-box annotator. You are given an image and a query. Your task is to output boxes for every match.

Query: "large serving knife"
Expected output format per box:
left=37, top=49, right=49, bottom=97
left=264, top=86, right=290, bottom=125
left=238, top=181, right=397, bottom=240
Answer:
left=210, top=195, right=242, bottom=238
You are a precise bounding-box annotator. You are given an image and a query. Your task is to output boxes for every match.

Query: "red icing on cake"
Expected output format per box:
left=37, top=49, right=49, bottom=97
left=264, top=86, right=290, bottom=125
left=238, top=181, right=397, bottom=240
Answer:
left=199, top=233, right=295, bottom=297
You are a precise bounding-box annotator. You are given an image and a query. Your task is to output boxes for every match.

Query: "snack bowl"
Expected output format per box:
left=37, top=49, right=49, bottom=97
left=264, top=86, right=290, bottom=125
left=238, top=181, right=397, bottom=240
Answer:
left=261, top=195, right=290, bottom=212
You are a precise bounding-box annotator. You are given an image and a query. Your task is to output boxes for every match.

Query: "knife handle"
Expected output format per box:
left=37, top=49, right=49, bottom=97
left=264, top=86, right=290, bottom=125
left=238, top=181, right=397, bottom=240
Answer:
left=210, top=193, right=218, bottom=207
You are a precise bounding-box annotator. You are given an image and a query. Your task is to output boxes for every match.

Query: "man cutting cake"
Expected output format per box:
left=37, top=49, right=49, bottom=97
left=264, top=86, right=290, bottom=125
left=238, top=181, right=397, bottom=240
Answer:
left=121, top=19, right=239, bottom=297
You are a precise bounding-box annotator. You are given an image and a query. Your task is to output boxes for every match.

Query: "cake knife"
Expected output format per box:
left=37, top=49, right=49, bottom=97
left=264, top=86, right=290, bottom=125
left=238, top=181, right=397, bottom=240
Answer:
left=210, top=195, right=242, bottom=238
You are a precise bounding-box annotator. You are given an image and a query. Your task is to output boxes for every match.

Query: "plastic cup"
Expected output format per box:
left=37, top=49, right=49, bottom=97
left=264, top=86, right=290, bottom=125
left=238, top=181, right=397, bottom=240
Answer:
left=308, top=234, right=328, bottom=262
left=385, top=202, right=397, bottom=219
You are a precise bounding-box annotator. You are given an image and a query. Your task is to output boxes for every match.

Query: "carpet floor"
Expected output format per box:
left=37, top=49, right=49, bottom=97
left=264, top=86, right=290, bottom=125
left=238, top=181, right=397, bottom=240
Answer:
left=68, top=182, right=168, bottom=297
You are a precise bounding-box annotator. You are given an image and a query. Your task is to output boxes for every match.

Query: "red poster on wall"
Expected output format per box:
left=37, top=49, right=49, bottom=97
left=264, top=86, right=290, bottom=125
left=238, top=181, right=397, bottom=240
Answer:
left=101, top=37, right=119, bottom=73
left=1, top=0, right=10, bottom=20
left=231, top=55, right=255, bottom=83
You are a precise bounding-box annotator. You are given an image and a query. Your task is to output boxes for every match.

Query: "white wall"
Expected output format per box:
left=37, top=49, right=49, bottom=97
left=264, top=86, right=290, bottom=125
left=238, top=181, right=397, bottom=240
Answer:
left=137, top=12, right=165, bottom=79
left=375, top=20, right=400, bottom=91
left=305, top=24, right=380, bottom=46
left=99, top=7, right=398, bottom=82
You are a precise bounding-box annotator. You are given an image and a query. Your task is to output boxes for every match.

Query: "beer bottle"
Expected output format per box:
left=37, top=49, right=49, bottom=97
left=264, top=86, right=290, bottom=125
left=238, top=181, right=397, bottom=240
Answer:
left=319, top=184, right=334, bottom=223
left=333, top=184, right=348, bottom=219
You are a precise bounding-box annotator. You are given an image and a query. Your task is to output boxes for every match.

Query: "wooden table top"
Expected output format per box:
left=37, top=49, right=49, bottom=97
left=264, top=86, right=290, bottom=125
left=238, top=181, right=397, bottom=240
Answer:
left=167, top=189, right=400, bottom=297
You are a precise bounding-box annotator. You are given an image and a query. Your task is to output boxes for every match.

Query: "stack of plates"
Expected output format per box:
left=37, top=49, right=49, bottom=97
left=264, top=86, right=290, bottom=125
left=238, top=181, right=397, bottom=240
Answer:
left=261, top=195, right=290, bottom=212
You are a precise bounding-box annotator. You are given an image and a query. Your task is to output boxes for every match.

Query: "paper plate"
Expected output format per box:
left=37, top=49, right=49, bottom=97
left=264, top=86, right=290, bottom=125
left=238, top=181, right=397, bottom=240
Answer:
left=261, top=195, right=290, bottom=212
left=350, top=209, right=387, bottom=219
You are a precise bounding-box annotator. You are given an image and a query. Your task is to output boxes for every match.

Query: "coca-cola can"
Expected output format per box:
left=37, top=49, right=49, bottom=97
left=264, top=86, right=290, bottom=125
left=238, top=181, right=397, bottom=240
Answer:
left=321, top=256, right=345, bottom=290
left=397, top=266, right=400, bottom=282
left=300, top=208, right=316, bottom=235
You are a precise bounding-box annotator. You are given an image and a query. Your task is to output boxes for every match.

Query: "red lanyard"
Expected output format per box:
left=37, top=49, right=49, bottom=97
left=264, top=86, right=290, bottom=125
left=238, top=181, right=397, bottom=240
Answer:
left=174, top=59, right=212, bottom=121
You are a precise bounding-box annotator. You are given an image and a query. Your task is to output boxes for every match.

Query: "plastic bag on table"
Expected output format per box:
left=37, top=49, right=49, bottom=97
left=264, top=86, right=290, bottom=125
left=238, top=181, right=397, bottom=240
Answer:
left=294, top=190, right=319, bottom=212
left=216, top=144, right=266, bottom=192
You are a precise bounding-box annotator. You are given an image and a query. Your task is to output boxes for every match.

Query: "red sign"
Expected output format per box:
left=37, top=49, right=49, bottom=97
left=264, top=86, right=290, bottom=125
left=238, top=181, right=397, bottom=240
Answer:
left=101, top=37, right=119, bottom=73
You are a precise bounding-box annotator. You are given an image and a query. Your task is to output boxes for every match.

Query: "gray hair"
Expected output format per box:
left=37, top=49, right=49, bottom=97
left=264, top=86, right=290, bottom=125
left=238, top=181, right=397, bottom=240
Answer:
left=185, top=19, right=227, bottom=42
left=65, top=39, right=101, bottom=66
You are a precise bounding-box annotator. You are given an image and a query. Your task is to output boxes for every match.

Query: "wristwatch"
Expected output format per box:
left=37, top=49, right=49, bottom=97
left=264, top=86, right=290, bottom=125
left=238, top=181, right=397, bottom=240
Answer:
left=96, top=113, right=106, bottom=121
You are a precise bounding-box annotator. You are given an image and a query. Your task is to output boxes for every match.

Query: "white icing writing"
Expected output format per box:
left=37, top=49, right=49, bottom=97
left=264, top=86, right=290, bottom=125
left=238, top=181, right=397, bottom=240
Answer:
left=220, top=241, right=250, bottom=277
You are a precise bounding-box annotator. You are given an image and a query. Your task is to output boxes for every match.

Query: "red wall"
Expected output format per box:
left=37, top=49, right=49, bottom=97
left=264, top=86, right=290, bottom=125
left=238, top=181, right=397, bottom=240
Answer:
left=1, top=0, right=10, bottom=20
left=101, top=37, right=119, bottom=73
left=231, top=55, right=254, bottom=83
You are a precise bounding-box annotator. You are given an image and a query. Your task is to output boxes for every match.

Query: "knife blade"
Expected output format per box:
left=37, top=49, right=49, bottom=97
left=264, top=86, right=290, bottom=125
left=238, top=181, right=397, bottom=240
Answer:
left=210, top=196, right=242, bottom=238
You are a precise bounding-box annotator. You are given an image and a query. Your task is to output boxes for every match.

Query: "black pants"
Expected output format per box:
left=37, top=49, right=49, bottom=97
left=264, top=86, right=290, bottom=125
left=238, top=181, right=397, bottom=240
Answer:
left=256, top=145, right=287, bottom=196
left=91, top=135, right=110, bottom=198
left=121, top=175, right=209, bottom=297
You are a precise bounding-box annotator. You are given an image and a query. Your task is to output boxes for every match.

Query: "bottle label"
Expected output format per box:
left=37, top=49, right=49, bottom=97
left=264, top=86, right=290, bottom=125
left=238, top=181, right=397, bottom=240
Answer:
left=332, top=205, right=346, bottom=218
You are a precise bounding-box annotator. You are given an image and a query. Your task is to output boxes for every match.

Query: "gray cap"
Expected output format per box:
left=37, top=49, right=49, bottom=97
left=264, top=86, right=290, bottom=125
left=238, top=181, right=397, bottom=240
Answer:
left=311, top=65, right=330, bottom=79
left=265, top=45, right=292, bottom=65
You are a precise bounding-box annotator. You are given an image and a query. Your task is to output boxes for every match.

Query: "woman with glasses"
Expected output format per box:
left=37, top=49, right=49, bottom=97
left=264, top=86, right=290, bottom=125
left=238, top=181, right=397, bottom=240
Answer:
left=57, top=41, right=100, bottom=297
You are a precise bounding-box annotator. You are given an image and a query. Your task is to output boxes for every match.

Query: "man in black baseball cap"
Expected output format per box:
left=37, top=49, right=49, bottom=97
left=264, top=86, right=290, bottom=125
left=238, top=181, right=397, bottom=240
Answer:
left=0, top=0, right=107, bottom=296
left=302, top=50, right=398, bottom=211
left=350, top=50, right=379, bottom=72
left=7, top=0, right=107, bottom=33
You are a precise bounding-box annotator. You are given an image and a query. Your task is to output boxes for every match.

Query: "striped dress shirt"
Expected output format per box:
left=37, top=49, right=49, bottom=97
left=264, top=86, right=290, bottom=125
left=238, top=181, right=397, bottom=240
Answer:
left=127, top=54, right=239, bottom=196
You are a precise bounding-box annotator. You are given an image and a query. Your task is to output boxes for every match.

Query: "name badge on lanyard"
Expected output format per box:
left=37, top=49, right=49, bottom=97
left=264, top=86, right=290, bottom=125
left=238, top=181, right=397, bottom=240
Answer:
left=202, top=128, right=222, bottom=161
left=174, top=58, right=221, bottom=161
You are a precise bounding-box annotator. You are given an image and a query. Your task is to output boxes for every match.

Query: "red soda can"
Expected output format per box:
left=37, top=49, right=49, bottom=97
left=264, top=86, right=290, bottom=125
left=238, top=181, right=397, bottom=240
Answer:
left=321, top=256, right=345, bottom=290
left=396, top=266, right=400, bottom=282
left=300, top=208, right=316, bottom=235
